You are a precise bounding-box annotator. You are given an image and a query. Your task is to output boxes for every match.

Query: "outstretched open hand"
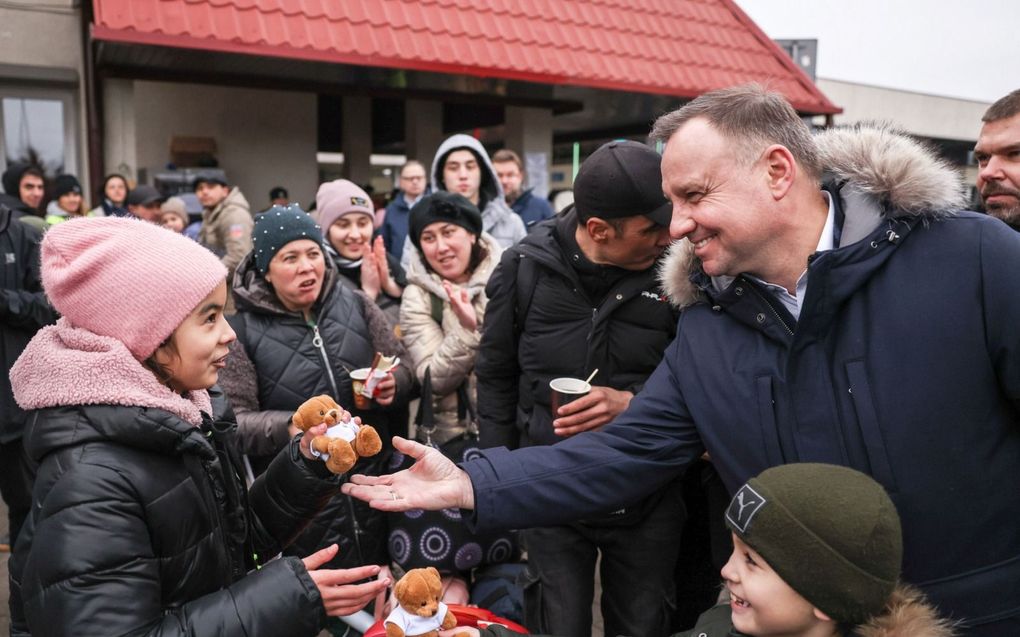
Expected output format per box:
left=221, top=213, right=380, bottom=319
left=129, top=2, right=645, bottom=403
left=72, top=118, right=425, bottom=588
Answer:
left=340, top=436, right=475, bottom=511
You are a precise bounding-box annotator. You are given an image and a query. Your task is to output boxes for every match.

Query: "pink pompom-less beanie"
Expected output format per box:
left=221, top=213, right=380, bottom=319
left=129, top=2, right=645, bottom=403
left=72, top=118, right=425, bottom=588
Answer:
left=41, top=216, right=228, bottom=360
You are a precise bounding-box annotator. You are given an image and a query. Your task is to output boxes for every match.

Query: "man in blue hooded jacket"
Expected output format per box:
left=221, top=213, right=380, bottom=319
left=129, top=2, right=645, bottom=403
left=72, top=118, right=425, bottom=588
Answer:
left=345, top=84, right=1020, bottom=636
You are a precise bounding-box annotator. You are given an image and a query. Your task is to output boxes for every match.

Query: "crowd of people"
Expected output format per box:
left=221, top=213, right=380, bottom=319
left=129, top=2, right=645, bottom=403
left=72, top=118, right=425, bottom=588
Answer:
left=1, top=83, right=1019, bottom=637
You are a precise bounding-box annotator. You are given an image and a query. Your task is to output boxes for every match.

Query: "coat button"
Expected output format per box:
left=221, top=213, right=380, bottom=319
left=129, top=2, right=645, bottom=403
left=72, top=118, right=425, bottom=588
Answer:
left=756, top=313, right=766, bottom=323
left=735, top=286, right=744, bottom=296
left=615, top=293, right=623, bottom=300
left=711, top=305, right=722, bottom=312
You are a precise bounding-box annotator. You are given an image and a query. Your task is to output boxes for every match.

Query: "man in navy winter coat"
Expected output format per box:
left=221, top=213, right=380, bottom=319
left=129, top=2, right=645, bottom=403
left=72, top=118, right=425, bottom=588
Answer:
left=345, top=85, right=1020, bottom=636
left=380, top=160, right=427, bottom=261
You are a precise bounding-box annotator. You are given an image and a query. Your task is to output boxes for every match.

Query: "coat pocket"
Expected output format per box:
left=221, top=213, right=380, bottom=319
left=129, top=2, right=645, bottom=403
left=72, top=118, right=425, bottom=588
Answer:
left=755, top=375, right=785, bottom=465
left=845, top=361, right=898, bottom=490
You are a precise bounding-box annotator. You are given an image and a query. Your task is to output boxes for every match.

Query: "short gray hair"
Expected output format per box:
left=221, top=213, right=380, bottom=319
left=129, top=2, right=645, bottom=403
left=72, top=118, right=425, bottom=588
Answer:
left=983, top=89, right=1020, bottom=123
left=650, top=83, right=821, bottom=180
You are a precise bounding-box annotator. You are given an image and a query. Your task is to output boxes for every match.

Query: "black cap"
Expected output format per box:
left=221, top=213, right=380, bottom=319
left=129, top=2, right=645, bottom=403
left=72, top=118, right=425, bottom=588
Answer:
left=409, top=192, right=483, bottom=251
left=53, top=174, right=82, bottom=199
left=192, top=175, right=228, bottom=191
left=573, top=140, right=671, bottom=226
left=269, top=186, right=288, bottom=200
left=125, top=184, right=163, bottom=207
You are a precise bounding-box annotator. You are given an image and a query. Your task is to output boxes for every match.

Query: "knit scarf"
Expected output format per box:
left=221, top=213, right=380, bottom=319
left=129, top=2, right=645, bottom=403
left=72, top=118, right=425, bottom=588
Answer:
left=11, top=318, right=212, bottom=426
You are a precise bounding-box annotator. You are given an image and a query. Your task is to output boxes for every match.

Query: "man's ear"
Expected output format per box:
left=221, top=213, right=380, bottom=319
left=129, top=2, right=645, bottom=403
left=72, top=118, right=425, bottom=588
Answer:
left=763, top=144, right=797, bottom=201
left=812, top=607, right=834, bottom=623
left=585, top=217, right=613, bottom=243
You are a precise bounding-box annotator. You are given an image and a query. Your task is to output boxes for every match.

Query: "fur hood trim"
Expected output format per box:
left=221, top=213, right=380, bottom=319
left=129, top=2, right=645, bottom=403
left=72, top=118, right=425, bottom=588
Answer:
left=855, top=583, right=956, bottom=637
left=815, top=124, right=966, bottom=216
left=658, top=125, right=967, bottom=309
left=658, top=239, right=700, bottom=309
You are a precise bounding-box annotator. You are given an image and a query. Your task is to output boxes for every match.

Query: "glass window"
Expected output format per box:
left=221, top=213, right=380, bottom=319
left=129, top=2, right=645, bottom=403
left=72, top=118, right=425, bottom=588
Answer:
left=3, top=97, right=66, bottom=173
left=0, top=86, right=78, bottom=181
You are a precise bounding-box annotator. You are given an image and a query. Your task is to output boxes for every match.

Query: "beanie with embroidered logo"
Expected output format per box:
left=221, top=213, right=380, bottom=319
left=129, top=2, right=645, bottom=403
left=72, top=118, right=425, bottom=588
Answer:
left=725, top=463, right=903, bottom=625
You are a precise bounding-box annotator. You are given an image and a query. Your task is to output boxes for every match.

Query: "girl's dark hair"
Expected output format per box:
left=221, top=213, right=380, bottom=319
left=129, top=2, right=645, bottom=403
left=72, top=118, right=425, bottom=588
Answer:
left=143, top=336, right=178, bottom=388
left=422, top=237, right=487, bottom=280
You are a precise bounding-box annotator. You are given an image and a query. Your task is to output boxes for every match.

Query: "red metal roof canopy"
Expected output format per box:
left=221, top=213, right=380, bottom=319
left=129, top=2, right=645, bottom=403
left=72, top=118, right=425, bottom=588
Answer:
left=92, top=0, right=840, bottom=115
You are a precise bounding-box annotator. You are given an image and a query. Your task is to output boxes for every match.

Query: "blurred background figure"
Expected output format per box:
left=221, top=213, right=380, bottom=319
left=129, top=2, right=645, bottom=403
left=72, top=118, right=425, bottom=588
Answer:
left=160, top=196, right=191, bottom=235
left=89, top=174, right=130, bottom=218
left=1, top=164, right=45, bottom=219
left=45, top=175, right=91, bottom=226
left=269, top=185, right=289, bottom=207
left=0, top=198, right=56, bottom=554
left=125, top=184, right=163, bottom=222
left=381, top=160, right=428, bottom=263
left=492, top=149, right=554, bottom=232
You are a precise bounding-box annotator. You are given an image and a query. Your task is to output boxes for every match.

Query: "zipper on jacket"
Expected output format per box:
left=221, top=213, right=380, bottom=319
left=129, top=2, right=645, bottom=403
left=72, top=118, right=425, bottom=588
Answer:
left=745, top=280, right=794, bottom=336
left=587, top=307, right=597, bottom=342
left=309, top=319, right=340, bottom=398
left=307, top=316, right=365, bottom=563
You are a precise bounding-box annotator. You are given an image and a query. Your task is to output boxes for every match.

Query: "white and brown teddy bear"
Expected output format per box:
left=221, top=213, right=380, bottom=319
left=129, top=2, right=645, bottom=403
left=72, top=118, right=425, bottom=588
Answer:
left=384, top=567, right=469, bottom=637
left=291, top=394, right=382, bottom=474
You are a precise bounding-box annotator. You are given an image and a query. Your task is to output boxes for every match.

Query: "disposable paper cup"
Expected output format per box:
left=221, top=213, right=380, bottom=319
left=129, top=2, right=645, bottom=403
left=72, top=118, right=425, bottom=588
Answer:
left=350, top=368, right=372, bottom=410
left=550, top=377, right=591, bottom=414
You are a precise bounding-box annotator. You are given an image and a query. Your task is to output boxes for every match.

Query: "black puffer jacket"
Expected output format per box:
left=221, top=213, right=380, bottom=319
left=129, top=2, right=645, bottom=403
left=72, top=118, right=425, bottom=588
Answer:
left=9, top=388, right=337, bottom=637
left=476, top=209, right=678, bottom=450
left=221, top=250, right=413, bottom=569
left=0, top=203, right=55, bottom=443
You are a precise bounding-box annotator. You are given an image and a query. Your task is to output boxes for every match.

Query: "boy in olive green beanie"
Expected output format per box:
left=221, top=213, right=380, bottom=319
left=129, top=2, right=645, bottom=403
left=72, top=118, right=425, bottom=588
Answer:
left=472, top=463, right=953, bottom=637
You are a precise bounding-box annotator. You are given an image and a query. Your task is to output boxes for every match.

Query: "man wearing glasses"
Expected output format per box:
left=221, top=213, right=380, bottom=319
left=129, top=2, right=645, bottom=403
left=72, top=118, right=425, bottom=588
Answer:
left=381, top=160, right=428, bottom=261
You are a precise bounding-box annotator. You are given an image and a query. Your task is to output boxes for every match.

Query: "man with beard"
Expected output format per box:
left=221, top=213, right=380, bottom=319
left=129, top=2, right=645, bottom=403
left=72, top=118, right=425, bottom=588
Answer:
left=492, top=149, right=554, bottom=231
left=975, top=88, right=1020, bottom=229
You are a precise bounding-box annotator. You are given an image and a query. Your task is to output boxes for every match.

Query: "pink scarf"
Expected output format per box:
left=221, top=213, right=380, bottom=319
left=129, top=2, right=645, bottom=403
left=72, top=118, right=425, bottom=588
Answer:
left=11, top=318, right=212, bottom=426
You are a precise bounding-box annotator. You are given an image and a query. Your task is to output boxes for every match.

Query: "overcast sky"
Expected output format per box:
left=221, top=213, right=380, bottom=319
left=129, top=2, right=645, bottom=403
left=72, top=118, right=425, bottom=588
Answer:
left=734, top=0, right=1019, bottom=103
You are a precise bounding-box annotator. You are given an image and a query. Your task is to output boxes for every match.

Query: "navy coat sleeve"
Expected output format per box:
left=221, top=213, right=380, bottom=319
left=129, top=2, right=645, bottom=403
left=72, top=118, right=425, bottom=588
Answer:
left=465, top=327, right=705, bottom=531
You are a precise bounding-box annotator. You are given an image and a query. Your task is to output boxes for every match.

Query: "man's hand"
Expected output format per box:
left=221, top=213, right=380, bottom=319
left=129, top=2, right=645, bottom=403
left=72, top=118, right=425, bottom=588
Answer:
left=301, top=544, right=390, bottom=616
left=442, top=281, right=478, bottom=331
left=552, top=386, right=633, bottom=437
left=341, top=436, right=475, bottom=510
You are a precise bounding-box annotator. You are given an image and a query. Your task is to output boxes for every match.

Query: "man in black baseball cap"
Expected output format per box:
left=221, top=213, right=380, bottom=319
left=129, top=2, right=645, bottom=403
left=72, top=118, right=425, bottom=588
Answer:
left=474, top=139, right=681, bottom=637
left=125, top=184, right=164, bottom=222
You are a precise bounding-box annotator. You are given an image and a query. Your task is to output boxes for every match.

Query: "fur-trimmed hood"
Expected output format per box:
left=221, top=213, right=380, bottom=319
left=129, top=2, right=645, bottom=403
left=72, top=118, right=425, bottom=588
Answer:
left=658, top=124, right=968, bottom=309
left=855, top=584, right=956, bottom=637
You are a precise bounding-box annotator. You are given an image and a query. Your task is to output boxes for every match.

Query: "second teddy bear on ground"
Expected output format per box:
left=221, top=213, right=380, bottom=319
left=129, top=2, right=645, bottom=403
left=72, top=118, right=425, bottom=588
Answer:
left=384, top=567, right=469, bottom=637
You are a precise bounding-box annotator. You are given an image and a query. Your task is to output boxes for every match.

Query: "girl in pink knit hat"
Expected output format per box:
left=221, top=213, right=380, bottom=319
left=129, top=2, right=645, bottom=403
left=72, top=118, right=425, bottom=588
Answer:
left=7, top=216, right=390, bottom=636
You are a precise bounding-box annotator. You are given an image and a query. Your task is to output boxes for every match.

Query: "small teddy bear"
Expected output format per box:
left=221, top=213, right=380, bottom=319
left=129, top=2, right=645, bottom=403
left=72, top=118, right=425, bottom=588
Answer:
left=384, top=567, right=468, bottom=637
left=291, top=394, right=382, bottom=474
